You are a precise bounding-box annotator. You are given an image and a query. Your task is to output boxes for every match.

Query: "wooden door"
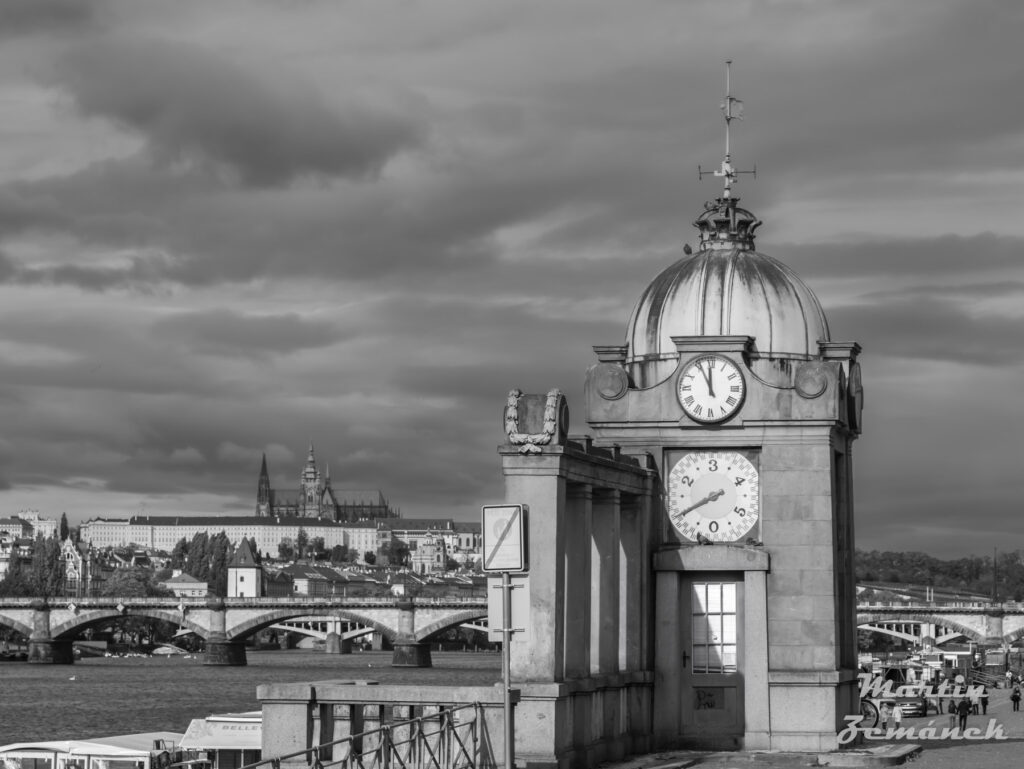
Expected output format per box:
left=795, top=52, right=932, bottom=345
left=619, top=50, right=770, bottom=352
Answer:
left=680, top=578, right=744, bottom=744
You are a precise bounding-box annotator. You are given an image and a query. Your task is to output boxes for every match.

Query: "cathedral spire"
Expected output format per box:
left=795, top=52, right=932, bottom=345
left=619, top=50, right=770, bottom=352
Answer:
left=256, top=453, right=271, bottom=515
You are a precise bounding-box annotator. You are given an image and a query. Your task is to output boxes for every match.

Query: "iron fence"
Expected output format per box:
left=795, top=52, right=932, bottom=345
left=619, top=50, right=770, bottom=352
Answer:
left=242, top=703, right=484, bottom=769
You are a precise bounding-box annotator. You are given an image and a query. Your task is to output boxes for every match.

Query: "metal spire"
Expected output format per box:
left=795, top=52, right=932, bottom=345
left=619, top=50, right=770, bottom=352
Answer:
left=699, top=60, right=755, bottom=199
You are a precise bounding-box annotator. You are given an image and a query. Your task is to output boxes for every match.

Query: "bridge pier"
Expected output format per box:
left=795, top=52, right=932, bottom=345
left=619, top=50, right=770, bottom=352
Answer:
left=325, top=632, right=341, bottom=654
left=27, top=600, right=74, bottom=665
left=204, top=598, right=247, bottom=666
left=391, top=598, right=431, bottom=668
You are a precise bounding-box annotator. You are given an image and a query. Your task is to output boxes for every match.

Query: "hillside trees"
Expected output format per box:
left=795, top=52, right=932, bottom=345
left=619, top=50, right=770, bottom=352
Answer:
left=0, top=534, right=66, bottom=598
left=171, top=531, right=235, bottom=597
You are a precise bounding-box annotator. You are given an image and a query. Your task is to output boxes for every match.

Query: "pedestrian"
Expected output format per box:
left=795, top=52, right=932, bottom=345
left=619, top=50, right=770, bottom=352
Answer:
left=956, top=698, right=971, bottom=731
left=981, top=685, right=989, bottom=715
left=891, top=702, right=903, bottom=731
left=947, top=698, right=957, bottom=729
left=1007, top=669, right=1014, bottom=688
left=1012, top=686, right=1021, bottom=712
left=970, top=688, right=980, bottom=715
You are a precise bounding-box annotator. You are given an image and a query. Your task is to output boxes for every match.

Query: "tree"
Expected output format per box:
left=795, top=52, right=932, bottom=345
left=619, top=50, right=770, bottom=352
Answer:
left=329, top=544, right=349, bottom=565
left=4, top=534, right=68, bottom=598
left=59, top=513, right=69, bottom=541
left=170, top=538, right=189, bottom=570
left=208, top=532, right=233, bottom=597
left=364, top=551, right=376, bottom=565
left=278, top=538, right=295, bottom=561
left=310, top=536, right=326, bottom=560
left=185, top=532, right=210, bottom=581
left=296, top=528, right=310, bottom=559
left=100, top=568, right=173, bottom=598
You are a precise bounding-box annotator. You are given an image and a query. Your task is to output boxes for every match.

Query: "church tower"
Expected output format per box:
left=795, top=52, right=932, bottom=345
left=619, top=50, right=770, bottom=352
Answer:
left=299, top=442, right=323, bottom=517
left=256, top=453, right=272, bottom=517
left=584, top=64, right=863, bottom=751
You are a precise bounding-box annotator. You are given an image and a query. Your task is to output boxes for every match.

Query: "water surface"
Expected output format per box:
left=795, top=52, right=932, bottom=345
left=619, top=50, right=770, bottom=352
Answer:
left=0, top=650, right=500, bottom=745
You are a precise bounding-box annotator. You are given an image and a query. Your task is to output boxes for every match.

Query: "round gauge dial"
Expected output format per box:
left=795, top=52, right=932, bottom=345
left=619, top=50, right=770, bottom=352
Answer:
left=667, top=450, right=760, bottom=542
left=677, top=355, right=745, bottom=423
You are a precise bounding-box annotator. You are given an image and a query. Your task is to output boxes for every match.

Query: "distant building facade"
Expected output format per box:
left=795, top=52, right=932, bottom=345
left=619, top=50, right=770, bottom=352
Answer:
left=159, top=571, right=210, bottom=598
left=78, top=514, right=482, bottom=572
left=256, top=444, right=398, bottom=523
left=61, top=539, right=103, bottom=598
left=227, top=538, right=262, bottom=598
left=80, top=516, right=389, bottom=560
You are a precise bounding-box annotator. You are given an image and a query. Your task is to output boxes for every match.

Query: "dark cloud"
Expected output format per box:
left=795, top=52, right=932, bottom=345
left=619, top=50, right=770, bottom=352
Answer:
left=152, top=309, right=346, bottom=358
left=0, top=0, right=94, bottom=38
left=828, top=295, right=1024, bottom=366
left=780, top=233, right=1024, bottom=283
left=52, top=37, right=424, bottom=187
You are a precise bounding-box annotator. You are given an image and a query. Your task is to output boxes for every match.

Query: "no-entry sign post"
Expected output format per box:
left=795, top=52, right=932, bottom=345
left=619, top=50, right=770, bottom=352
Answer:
left=481, top=504, right=529, bottom=769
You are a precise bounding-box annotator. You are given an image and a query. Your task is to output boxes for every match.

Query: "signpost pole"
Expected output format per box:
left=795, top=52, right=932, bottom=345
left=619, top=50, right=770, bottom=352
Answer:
left=502, top=569, right=513, bottom=769
left=482, top=504, right=528, bottom=769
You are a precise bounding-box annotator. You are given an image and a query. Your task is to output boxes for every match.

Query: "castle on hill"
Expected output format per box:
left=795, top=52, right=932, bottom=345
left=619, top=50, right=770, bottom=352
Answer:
left=256, top=443, right=398, bottom=523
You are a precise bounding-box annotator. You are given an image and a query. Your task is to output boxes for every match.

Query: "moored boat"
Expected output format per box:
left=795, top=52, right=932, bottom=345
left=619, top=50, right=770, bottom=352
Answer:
left=0, top=732, right=184, bottom=769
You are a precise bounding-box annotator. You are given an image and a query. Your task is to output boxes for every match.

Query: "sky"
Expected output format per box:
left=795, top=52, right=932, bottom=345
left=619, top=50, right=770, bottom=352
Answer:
left=0, top=0, right=1022, bottom=559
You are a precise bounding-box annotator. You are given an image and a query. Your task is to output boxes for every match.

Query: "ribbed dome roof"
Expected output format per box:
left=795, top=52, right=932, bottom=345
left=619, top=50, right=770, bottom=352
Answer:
left=625, top=197, right=829, bottom=372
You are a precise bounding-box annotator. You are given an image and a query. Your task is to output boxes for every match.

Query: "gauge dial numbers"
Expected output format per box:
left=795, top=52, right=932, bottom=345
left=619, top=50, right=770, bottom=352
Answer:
left=677, top=354, right=745, bottom=423
left=667, top=451, right=760, bottom=542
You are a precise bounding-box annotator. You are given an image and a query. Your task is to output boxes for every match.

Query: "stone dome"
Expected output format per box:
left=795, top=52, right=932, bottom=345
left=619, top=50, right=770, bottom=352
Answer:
left=624, top=196, right=830, bottom=385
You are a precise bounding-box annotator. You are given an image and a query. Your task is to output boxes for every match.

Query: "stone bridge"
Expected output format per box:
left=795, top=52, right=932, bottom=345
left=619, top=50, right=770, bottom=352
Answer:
left=0, top=596, right=487, bottom=667
left=857, top=601, right=1024, bottom=646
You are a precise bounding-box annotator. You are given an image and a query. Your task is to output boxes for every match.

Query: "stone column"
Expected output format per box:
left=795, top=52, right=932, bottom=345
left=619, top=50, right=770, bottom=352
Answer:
left=504, top=465, right=567, bottom=682
left=564, top=483, right=592, bottom=679
left=591, top=488, right=620, bottom=675
left=204, top=598, right=247, bottom=666
left=27, top=599, right=74, bottom=664
left=392, top=598, right=431, bottom=667
left=618, top=494, right=643, bottom=671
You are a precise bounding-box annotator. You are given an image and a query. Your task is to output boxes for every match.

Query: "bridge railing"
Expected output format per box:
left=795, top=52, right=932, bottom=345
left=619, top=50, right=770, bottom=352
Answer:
left=246, top=702, right=489, bottom=769
left=858, top=601, right=996, bottom=609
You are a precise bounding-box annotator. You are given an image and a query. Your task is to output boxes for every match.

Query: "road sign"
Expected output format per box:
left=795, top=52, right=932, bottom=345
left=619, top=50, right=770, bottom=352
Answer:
left=481, top=504, right=528, bottom=573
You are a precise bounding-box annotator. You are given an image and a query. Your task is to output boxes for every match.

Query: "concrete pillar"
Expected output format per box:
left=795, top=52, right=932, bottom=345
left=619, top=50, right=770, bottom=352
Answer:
left=619, top=494, right=643, bottom=671
left=504, top=468, right=567, bottom=682
left=27, top=600, right=74, bottom=664
left=564, top=483, right=592, bottom=679
left=743, top=570, right=770, bottom=749
left=652, top=572, right=680, bottom=743
left=204, top=598, right=247, bottom=666
left=591, top=488, right=620, bottom=675
left=325, top=632, right=342, bottom=654
left=392, top=598, right=431, bottom=667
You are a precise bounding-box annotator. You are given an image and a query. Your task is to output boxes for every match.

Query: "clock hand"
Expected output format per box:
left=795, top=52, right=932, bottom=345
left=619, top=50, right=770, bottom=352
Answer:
left=672, top=488, right=725, bottom=519
left=700, top=362, right=716, bottom=398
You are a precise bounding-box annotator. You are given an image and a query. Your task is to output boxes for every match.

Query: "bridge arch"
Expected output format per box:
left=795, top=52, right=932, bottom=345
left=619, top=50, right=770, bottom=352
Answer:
left=856, top=613, right=986, bottom=644
left=51, top=609, right=209, bottom=641
left=0, top=615, right=32, bottom=639
left=414, top=609, right=488, bottom=642
left=228, top=608, right=398, bottom=643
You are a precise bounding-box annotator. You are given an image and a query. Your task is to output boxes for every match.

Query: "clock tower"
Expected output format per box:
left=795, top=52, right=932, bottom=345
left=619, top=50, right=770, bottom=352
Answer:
left=584, top=65, right=863, bottom=751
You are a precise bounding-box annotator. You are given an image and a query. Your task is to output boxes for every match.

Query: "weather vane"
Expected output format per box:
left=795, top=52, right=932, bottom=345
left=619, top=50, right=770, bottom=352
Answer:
left=699, top=60, right=756, bottom=199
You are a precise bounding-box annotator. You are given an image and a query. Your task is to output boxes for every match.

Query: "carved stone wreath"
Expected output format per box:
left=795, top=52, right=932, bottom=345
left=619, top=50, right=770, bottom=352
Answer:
left=505, top=388, right=563, bottom=454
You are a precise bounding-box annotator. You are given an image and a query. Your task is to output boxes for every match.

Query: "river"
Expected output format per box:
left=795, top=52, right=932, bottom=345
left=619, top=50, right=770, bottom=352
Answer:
left=0, top=650, right=501, bottom=746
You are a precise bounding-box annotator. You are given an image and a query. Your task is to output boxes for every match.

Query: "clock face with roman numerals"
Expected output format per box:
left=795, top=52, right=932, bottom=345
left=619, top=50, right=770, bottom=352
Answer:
left=677, top=354, right=745, bottom=423
left=667, top=450, right=760, bottom=542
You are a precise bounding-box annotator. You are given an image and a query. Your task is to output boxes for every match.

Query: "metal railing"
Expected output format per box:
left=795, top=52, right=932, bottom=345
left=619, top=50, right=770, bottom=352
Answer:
left=242, top=703, right=484, bottom=769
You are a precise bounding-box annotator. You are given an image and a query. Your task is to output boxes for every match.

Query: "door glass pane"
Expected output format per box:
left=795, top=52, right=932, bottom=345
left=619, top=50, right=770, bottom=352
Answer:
left=691, top=581, right=738, bottom=674
left=692, top=584, right=707, bottom=613
left=722, top=583, right=736, bottom=613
